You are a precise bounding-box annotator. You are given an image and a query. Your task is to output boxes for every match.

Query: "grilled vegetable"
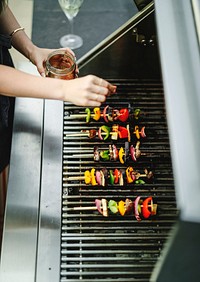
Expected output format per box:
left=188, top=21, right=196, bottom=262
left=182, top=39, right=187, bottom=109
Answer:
left=109, top=170, right=115, bottom=185
left=134, top=196, right=142, bottom=221
left=108, top=200, right=118, bottom=214
left=134, top=126, right=146, bottom=139
left=85, top=108, right=91, bottom=123
left=91, top=168, right=98, bottom=186
left=100, top=150, right=110, bottom=161
left=133, top=108, right=141, bottom=119
left=93, top=107, right=101, bottom=121
left=119, top=147, right=125, bottom=164
left=98, top=125, right=111, bottom=140
left=118, top=108, right=129, bottom=122
left=113, top=168, right=120, bottom=184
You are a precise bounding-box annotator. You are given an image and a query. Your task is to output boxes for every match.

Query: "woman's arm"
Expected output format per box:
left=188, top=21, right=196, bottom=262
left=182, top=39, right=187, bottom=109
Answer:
left=0, top=5, right=36, bottom=60
left=0, top=5, right=67, bottom=76
left=0, top=4, right=116, bottom=106
left=0, top=65, right=116, bottom=107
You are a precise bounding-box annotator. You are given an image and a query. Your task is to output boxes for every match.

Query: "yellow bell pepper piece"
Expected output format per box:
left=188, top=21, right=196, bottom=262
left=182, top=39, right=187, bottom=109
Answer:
left=118, top=200, right=126, bottom=216
left=119, top=147, right=125, bottom=164
left=126, top=166, right=134, bottom=183
left=84, top=170, right=91, bottom=184
left=93, top=107, right=101, bottom=121
left=91, top=168, right=98, bottom=186
left=134, top=125, right=140, bottom=139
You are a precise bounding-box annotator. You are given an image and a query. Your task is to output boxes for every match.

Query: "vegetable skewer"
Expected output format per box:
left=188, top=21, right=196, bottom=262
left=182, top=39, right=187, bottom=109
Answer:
left=64, top=142, right=144, bottom=163
left=65, top=124, right=146, bottom=142
left=94, top=141, right=145, bottom=163
left=65, top=106, right=135, bottom=123
left=65, top=196, right=157, bottom=220
left=65, top=166, right=153, bottom=186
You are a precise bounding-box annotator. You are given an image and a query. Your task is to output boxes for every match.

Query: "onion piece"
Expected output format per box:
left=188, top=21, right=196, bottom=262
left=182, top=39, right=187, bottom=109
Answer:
left=100, top=170, right=105, bottom=186
left=95, top=199, right=103, bottom=215
left=101, top=198, right=108, bottom=217
left=103, top=105, right=109, bottom=123
left=95, top=170, right=102, bottom=185
left=134, top=196, right=141, bottom=221
left=125, top=198, right=133, bottom=214
left=94, top=146, right=100, bottom=161
left=98, top=127, right=103, bottom=140
left=112, top=144, right=119, bottom=161
left=140, top=126, right=146, bottom=138
left=130, top=145, right=137, bottom=161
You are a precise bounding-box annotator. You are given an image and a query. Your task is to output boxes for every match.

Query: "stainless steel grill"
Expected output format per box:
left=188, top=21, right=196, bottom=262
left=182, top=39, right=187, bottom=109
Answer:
left=5, top=1, right=200, bottom=281
left=61, top=79, right=177, bottom=281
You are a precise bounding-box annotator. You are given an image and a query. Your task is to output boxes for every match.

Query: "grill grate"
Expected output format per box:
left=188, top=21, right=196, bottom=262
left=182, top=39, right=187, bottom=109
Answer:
left=61, top=79, right=177, bottom=282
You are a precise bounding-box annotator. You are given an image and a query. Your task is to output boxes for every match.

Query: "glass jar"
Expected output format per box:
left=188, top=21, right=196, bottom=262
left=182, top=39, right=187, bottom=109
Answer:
left=45, top=50, right=76, bottom=80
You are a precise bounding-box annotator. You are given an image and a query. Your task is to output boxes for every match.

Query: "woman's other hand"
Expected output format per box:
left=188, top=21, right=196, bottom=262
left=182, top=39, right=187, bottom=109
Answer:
left=29, top=46, right=77, bottom=77
left=61, top=75, right=117, bottom=107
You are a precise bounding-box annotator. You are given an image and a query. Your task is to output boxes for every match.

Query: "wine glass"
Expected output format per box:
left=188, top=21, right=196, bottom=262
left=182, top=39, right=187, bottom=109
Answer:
left=58, top=0, right=84, bottom=49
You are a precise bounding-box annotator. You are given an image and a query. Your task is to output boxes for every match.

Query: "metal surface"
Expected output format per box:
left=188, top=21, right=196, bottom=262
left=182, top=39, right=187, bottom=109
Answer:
left=0, top=98, right=44, bottom=282
left=0, top=99, right=63, bottom=282
left=78, top=2, right=160, bottom=79
left=155, top=0, right=200, bottom=223
left=149, top=1, right=200, bottom=281
left=192, top=0, right=200, bottom=47
left=35, top=100, right=63, bottom=282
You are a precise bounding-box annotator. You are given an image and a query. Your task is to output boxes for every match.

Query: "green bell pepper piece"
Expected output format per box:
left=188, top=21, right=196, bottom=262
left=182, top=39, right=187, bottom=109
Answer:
left=109, top=170, right=114, bottom=185
left=108, top=200, right=118, bottom=214
left=100, top=150, right=110, bottom=161
left=85, top=108, right=91, bottom=123
left=100, top=125, right=111, bottom=140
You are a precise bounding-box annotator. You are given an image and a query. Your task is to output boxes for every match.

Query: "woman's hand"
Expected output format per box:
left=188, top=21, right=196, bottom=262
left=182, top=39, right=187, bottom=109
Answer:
left=61, top=75, right=117, bottom=107
left=29, top=46, right=77, bottom=77
left=28, top=47, right=117, bottom=107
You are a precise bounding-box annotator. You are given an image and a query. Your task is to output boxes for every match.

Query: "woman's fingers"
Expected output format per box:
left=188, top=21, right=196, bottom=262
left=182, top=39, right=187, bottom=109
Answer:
left=90, top=76, right=116, bottom=101
left=77, top=75, right=117, bottom=106
left=94, top=77, right=117, bottom=95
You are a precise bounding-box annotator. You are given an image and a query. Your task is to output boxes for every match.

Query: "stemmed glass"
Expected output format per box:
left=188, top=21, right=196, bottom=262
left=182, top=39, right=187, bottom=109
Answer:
left=58, top=0, right=84, bottom=49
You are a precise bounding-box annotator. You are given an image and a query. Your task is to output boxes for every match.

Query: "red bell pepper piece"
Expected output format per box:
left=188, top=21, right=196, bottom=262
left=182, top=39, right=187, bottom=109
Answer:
left=142, top=197, right=152, bottom=218
left=113, top=168, right=119, bottom=184
left=118, top=126, right=128, bottom=139
left=118, top=108, right=129, bottom=122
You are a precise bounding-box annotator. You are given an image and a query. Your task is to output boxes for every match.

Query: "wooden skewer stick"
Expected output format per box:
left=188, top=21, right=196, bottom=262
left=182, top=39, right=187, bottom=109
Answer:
left=65, top=206, right=97, bottom=211
left=64, top=203, right=155, bottom=211
left=66, top=176, right=85, bottom=181
left=65, top=114, right=96, bottom=120
left=65, top=131, right=115, bottom=137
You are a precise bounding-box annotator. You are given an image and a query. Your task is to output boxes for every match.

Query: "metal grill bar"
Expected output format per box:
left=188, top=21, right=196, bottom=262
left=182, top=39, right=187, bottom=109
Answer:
left=61, top=79, right=177, bottom=281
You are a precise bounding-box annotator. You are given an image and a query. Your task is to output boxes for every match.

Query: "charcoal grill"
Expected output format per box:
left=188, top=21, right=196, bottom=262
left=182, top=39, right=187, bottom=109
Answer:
left=1, top=1, right=200, bottom=281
